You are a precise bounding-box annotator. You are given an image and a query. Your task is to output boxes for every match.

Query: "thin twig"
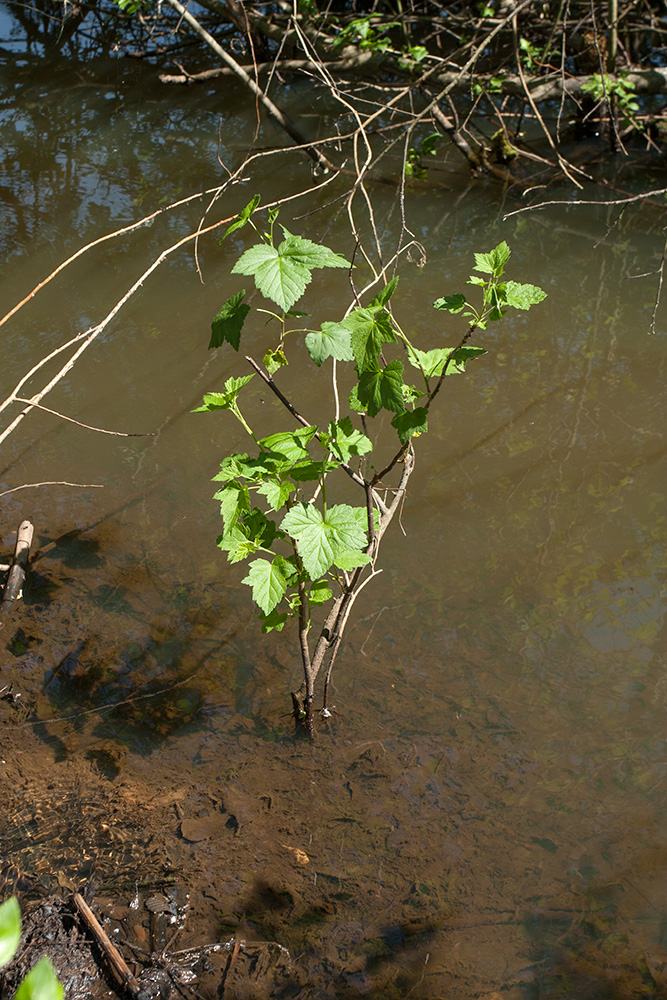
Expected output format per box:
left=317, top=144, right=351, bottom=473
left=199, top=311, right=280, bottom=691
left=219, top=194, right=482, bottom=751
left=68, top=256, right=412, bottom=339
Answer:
left=0, top=481, right=103, bottom=497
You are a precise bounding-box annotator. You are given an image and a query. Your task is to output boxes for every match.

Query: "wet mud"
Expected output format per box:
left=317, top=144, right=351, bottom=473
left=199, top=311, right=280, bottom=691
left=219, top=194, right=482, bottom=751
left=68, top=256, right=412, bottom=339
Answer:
left=1, top=515, right=666, bottom=1000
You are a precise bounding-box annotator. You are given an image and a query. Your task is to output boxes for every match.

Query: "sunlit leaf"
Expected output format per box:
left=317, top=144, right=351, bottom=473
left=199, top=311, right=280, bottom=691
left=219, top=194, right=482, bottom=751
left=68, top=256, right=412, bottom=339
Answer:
left=221, top=194, right=261, bottom=240
left=0, top=897, right=21, bottom=968
left=503, top=280, right=547, bottom=309
left=305, top=322, right=354, bottom=366
left=309, top=580, right=333, bottom=605
left=15, top=958, right=64, bottom=1000
left=256, top=479, right=294, bottom=511
left=280, top=503, right=367, bottom=580
left=259, top=426, right=318, bottom=464
left=328, top=417, right=373, bottom=462
left=473, top=241, right=511, bottom=277
left=232, top=230, right=349, bottom=312
left=334, top=549, right=371, bottom=571
left=192, top=375, right=254, bottom=412
left=242, top=557, right=288, bottom=614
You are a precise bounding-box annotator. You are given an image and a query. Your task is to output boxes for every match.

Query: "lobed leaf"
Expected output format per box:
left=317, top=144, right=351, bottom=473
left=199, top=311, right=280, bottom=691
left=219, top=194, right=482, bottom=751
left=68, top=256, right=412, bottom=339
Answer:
left=328, top=417, right=372, bottom=462
left=356, top=360, right=405, bottom=417
left=347, top=307, right=396, bottom=371
left=209, top=291, right=251, bottom=351
left=474, top=241, right=511, bottom=276
left=256, top=479, right=294, bottom=511
left=242, top=558, right=288, bottom=615
left=192, top=375, right=254, bottom=413
left=391, top=406, right=428, bottom=444
left=278, top=229, right=350, bottom=271
left=433, top=293, right=467, bottom=314
left=280, top=503, right=367, bottom=580
left=305, top=322, right=354, bottom=367
left=259, top=426, right=318, bottom=464
left=232, top=243, right=311, bottom=312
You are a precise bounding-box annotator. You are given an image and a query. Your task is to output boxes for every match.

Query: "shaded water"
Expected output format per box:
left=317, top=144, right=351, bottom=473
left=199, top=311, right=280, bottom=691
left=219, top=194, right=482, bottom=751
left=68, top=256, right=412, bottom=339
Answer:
left=1, top=26, right=667, bottom=1000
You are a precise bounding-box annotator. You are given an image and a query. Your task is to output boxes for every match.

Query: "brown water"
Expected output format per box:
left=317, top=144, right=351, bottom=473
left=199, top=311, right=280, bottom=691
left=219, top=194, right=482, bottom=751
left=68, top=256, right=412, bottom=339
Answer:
left=1, top=30, right=666, bottom=1000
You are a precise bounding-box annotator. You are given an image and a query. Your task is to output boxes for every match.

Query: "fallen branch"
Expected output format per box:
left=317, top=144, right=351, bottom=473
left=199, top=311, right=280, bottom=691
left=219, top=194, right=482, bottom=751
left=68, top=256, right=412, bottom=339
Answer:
left=163, top=0, right=336, bottom=172
left=72, top=894, right=141, bottom=997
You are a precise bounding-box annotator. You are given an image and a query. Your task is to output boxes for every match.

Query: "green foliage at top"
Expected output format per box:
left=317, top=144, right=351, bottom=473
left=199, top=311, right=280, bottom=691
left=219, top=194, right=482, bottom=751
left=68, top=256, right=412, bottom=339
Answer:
left=197, top=201, right=546, bottom=635
left=0, top=898, right=64, bottom=1000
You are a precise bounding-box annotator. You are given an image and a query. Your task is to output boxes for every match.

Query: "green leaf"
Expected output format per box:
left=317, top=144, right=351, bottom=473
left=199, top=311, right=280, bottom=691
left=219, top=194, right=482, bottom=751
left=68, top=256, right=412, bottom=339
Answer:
left=232, top=231, right=349, bottom=312
left=256, top=479, right=294, bottom=511
left=503, top=280, right=547, bottom=309
left=278, top=228, right=350, bottom=271
left=232, top=243, right=310, bottom=312
left=473, top=241, right=511, bottom=277
left=356, top=360, right=405, bottom=417
left=259, top=608, right=288, bottom=633
left=348, top=384, right=366, bottom=413
left=0, top=897, right=21, bottom=968
left=309, top=580, right=333, bottom=605
left=259, top=426, right=318, bottom=464
left=391, top=406, right=428, bottom=444
left=214, top=482, right=250, bottom=526
left=328, top=417, right=372, bottom=462
left=263, top=347, right=288, bottom=374
left=447, top=345, right=487, bottom=373
left=218, top=508, right=278, bottom=563
left=408, top=347, right=452, bottom=378
left=291, top=459, right=340, bottom=482
left=242, top=557, right=288, bottom=614
left=209, top=291, right=251, bottom=351
left=192, top=375, right=254, bottom=412
left=305, top=322, right=354, bottom=367
left=280, top=503, right=368, bottom=580
left=369, top=276, right=399, bottom=308
left=15, top=958, right=64, bottom=1000
left=334, top=549, right=371, bottom=571
left=221, top=195, right=261, bottom=240
left=433, top=293, right=467, bottom=313
left=347, top=307, right=396, bottom=371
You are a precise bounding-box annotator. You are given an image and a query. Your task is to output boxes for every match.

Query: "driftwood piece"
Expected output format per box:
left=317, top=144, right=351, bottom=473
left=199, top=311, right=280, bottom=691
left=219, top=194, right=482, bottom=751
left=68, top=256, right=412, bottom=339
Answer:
left=72, top=893, right=142, bottom=997
left=0, top=519, right=34, bottom=614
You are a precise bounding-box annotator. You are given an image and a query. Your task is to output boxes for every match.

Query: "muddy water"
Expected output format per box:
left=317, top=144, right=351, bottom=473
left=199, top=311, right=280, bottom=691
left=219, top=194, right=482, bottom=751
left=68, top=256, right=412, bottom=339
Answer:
left=1, top=29, right=667, bottom=1000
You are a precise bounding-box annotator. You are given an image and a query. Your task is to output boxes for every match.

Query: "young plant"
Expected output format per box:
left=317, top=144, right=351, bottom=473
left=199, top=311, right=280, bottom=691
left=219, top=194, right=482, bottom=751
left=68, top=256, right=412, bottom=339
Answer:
left=0, top=897, right=64, bottom=1000
left=197, top=202, right=546, bottom=731
left=581, top=73, right=642, bottom=131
